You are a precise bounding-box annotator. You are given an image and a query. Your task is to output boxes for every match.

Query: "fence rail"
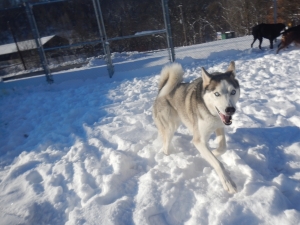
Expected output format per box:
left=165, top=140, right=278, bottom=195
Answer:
left=1, top=0, right=297, bottom=83
left=0, top=0, right=175, bottom=83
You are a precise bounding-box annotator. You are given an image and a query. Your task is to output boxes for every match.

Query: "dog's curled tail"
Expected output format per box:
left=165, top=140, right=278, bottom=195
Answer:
left=158, top=63, right=184, bottom=97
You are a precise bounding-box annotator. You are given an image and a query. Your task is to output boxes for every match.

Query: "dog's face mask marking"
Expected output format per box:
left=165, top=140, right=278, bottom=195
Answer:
left=210, top=80, right=240, bottom=125
left=202, top=62, right=240, bottom=125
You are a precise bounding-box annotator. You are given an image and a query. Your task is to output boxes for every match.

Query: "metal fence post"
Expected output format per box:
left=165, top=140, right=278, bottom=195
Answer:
left=24, top=1, right=53, bottom=83
left=7, top=21, right=27, bottom=70
left=162, top=0, right=175, bottom=62
left=92, top=0, right=114, bottom=78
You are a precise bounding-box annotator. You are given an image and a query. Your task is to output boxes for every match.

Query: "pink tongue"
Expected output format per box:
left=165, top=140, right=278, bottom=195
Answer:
left=220, top=114, right=231, bottom=123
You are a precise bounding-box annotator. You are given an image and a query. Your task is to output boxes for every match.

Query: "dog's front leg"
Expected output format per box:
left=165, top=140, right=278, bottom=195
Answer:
left=212, top=128, right=226, bottom=157
left=192, top=135, right=237, bottom=194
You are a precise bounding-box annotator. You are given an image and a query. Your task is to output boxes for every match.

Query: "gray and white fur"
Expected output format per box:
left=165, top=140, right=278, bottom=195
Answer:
left=153, top=62, right=240, bottom=193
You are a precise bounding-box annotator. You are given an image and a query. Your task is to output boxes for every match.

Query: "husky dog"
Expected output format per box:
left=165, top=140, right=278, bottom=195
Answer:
left=153, top=62, right=240, bottom=193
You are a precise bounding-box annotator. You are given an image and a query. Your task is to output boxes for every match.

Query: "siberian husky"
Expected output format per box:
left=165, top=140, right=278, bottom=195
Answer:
left=153, top=62, right=240, bottom=193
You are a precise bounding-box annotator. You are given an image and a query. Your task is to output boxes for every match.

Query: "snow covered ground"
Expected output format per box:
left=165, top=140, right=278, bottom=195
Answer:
left=1, top=36, right=300, bottom=225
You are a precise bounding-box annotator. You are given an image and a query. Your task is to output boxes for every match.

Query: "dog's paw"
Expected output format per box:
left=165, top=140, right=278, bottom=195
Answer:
left=222, top=176, right=237, bottom=194
left=161, top=147, right=170, bottom=156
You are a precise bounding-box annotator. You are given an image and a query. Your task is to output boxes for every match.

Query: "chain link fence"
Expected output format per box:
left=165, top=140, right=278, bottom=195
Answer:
left=0, top=0, right=175, bottom=82
left=0, top=0, right=299, bottom=83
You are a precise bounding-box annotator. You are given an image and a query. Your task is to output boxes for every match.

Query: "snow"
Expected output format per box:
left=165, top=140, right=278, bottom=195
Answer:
left=1, top=36, right=300, bottom=225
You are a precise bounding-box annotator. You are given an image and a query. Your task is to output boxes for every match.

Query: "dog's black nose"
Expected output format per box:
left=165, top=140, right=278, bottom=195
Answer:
left=225, top=107, right=235, bottom=115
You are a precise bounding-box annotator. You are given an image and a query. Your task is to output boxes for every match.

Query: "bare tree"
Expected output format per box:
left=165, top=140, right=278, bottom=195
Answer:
left=218, top=0, right=270, bottom=36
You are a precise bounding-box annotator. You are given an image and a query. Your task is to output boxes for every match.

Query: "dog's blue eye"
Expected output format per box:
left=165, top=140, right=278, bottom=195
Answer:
left=214, top=92, right=220, bottom=97
left=231, top=90, right=236, bottom=95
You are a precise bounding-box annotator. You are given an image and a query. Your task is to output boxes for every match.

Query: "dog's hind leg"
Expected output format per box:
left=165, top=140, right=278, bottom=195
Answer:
left=269, top=39, right=274, bottom=49
left=160, top=127, right=175, bottom=156
left=212, top=128, right=226, bottom=157
left=277, top=39, right=293, bottom=54
left=154, top=107, right=179, bottom=155
left=192, top=133, right=237, bottom=193
left=278, top=41, right=282, bottom=48
left=251, top=37, right=257, bottom=48
left=258, top=37, right=263, bottom=49
left=277, top=45, right=284, bottom=54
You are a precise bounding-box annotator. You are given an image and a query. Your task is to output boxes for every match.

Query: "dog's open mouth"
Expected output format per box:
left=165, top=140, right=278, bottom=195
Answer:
left=215, top=107, right=232, bottom=125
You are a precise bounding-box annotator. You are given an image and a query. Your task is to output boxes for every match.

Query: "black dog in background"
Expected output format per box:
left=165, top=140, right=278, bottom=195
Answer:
left=251, top=23, right=286, bottom=49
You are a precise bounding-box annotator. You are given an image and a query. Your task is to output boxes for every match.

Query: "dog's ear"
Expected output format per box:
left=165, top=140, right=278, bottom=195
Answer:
left=201, top=67, right=211, bottom=87
left=227, top=61, right=236, bottom=77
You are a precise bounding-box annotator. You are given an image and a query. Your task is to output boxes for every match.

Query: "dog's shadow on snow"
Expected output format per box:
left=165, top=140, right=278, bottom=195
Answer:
left=228, top=126, right=300, bottom=179
left=173, top=125, right=300, bottom=181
